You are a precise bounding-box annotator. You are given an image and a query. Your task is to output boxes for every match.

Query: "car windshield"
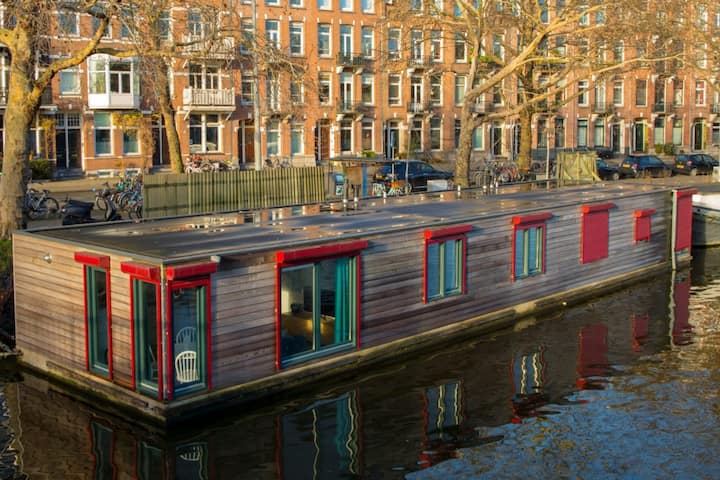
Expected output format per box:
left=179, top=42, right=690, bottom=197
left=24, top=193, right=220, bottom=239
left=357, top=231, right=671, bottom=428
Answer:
left=640, top=156, right=663, bottom=166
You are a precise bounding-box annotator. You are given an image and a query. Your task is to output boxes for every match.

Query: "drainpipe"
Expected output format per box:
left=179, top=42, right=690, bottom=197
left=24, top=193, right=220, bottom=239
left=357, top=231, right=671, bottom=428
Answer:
left=671, top=189, right=678, bottom=271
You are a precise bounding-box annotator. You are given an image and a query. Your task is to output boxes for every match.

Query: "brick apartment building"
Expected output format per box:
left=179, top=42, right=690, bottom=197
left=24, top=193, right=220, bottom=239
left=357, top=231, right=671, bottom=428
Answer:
left=1, top=2, right=719, bottom=177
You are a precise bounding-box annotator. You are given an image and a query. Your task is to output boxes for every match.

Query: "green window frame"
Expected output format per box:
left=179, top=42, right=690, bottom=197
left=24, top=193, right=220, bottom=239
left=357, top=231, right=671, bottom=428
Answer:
left=132, top=278, right=161, bottom=397
left=276, top=241, right=367, bottom=368
left=512, top=213, right=551, bottom=280
left=74, top=252, right=112, bottom=379
left=424, top=226, right=470, bottom=303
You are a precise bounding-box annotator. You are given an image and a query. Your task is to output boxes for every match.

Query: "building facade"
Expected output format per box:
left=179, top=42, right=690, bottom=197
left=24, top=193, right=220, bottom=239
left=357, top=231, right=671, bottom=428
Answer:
left=2, top=1, right=720, bottom=177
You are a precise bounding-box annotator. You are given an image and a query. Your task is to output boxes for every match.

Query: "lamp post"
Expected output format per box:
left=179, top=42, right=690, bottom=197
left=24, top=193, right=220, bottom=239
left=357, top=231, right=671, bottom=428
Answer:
left=252, top=0, right=262, bottom=170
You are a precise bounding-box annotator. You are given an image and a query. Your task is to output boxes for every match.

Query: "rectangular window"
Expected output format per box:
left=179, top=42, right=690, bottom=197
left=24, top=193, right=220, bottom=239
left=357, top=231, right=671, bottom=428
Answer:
left=454, top=119, right=461, bottom=148
left=361, top=74, right=373, bottom=104
left=388, top=28, right=400, bottom=60
left=267, top=120, right=280, bottom=156
left=613, top=80, right=623, bottom=106
left=429, top=74, right=441, bottom=105
left=430, top=30, right=442, bottom=62
left=636, top=79, right=647, bottom=107
left=94, top=112, right=112, bottom=155
left=362, top=119, right=373, bottom=151
left=59, top=11, right=79, bottom=36
left=59, top=69, right=80, bottom=95
left=318, top=0, right=331, bottom=9
left=265, top=20, right=280, bottom=48
left=411, top=30, right=423, bottom=60
left=594, top=119, right=605, bottom=146
left=578, top=80, right=588, bottom=106
left=430, top=117, right=441, bottom=150
left=291, top=124, right=304, bottom=154
left=538, top=118, right=547, bottom=148
left=362, top=0, right=373, bottom=12
left=240, top=20, right=254, bottom=55
left=241, top=77, right=255, bottom=105
left=290, top=0, right=303, bottom=6
left=123, top=129, right=139, bottom=155
left=361, top=27, right=374, bottom=57
left=672, top=119, right=683, bottom=145
left=388, top=74, right=401, bottom=106
left=581, top=203, right=614, bottom=264
left=512, top=213, right=551, bottom=280
left=92, top=16, right=112, bottom=39
left=554, top=118, right=565, bottom=148
left=577, top=119, right=588, bottom=148
left=290, top=22, right=304, bottom=55
left=635, top=209, right=656, bottom=243
left=340, top=119, right=352, bottom=152
left=277, top=241, right=367, bottom=368
left=472, top=127, right=483, bottom=150
left=189, top=114, right=220, bottom=153
left=424, top=226, right=470, bottom=302
left=131, top=275, right=160, bottom=396
left=695, top=80, right=706, bottom=106
left=290, top=79, right=304, bottom=104
left=318, top=72, right=331, bottom=105
left=339, top=25, right=352, bottom=56
left=340, top=0, right=352, bottom=11
left=455, top=75, right=466, bottom=105
left=318, top=24, right=331, bottom=57
left=454, top=34, right=466, bottom=62
left=75, top=253, right=112, bottom=378
left=673, top=79, right=684, bottom=106
left=170, top=282, right=209, bottom=396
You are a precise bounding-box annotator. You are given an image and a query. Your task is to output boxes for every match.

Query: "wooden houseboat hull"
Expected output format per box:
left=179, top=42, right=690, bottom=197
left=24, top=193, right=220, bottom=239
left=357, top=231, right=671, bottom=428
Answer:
left=12, top=184, right=696, bottom=425
left=692, top=194, right=720, bottom=247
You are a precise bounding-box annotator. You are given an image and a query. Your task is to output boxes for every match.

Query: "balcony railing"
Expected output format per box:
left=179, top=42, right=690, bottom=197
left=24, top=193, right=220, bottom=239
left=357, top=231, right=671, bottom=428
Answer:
left=183, top=88, right=235, bottom=108
left=592, top=101, right=614, bottom=115
left=407, top=56, right=434, bottom=70
left=407, top=101, right=431, bottom=113
left=336, top=53, right=367, bottom=68
left=472, top=101, right=492, bottom=114
left=182, top=34, right=235, bottom=58
left=712, top=103, right=720, bottom=115
left=88, top=92, right=139, bottom=110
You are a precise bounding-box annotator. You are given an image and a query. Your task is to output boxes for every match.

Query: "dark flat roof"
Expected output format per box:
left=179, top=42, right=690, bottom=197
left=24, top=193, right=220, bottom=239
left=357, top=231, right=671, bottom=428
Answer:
left=19, top=183, right=671, bottom=264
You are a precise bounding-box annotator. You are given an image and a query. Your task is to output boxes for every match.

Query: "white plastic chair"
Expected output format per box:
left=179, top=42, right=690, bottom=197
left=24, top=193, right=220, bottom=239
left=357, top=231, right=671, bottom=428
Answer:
left=176, top=326, right=197, bottom=347
left=175, top=350, right=198, bottom=384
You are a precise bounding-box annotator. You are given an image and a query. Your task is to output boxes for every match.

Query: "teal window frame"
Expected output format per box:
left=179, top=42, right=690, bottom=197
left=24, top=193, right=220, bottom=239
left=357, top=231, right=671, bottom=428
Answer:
left=276, top=241, right=367, bottom=369
left=132, top=278, right=161, bottom=397
left=512, top=214, right=551, bottom=281
left=424, top=226, right=470, bottom=303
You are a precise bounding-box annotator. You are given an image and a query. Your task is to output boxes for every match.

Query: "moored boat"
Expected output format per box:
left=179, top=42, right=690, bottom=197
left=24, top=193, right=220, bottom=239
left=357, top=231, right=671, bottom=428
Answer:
left=692, top=193, right=720, bottom=247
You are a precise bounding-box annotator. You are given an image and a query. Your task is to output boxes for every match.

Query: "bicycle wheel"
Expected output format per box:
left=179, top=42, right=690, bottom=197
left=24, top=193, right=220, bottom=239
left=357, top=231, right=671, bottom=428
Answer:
left=41, top=197, right=60, bottom=219
left=95, top=195, right=108, bottom=211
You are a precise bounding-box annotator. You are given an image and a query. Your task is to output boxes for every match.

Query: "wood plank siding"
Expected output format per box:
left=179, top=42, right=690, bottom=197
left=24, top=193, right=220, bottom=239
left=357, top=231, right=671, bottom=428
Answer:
left=11, top=183, right=688, bottom=422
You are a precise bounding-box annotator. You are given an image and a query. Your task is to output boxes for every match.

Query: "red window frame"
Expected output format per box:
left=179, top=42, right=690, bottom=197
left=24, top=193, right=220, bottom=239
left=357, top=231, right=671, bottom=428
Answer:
left=511, top=212, right=552, bottom=281
left=275, top=240, right=368, bottom=370
left=423, top=225, right=471, bottom=303
left=634, top=209, right=657, bottom=243
left=581, top=202, right=615, bottom=264
left=120, top=261, right=162, bottom=398
left=165, top=262, right=217, bottom=399
left=675, top=189, right=697, bottom=251
left=74, top=252, right=113, bottom=379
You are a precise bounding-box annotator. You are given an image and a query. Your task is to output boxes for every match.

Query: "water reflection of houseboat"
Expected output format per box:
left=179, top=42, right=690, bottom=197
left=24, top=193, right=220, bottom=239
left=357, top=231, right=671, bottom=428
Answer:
left=3, top=270, right=689, bottom=478
left=11, top=183, right=695, bottom=423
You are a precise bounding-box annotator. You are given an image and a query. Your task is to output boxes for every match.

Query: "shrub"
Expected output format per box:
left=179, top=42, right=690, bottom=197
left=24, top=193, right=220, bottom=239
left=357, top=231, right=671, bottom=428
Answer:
left=663, top=143, right=676, bottom=155
left=29, top=158, right=52, bottom=180
left=0, top=240, right=12, bottom=278
left=654, top=143, right=665, bottom=154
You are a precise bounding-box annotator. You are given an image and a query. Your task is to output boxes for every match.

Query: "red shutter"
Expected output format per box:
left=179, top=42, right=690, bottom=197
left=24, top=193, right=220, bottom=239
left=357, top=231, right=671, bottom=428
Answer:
left=634, top=209, right=656, bottom=243
left=675, top=190, right=697, bottom=251
left=581, top=204, right=614, bottom=264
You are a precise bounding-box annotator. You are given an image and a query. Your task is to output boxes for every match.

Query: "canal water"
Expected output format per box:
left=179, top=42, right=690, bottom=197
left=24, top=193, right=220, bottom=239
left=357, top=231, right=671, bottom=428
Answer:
left=1, top=249, right=720, bottom=479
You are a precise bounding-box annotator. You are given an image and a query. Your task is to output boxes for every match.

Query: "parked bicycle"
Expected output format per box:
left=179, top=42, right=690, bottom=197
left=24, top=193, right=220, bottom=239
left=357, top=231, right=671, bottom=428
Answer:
left=23, top=187, right=59, bottom=219
left=93, top=175, right=143, bottom=219
left=185, top=154, right=234, bottom=173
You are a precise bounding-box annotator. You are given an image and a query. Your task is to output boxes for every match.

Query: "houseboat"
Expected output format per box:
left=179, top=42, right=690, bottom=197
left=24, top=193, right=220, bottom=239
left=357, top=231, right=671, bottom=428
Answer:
left=12, top=183, right=696, bottom=425
left=692, top=193, right=720, bottom=247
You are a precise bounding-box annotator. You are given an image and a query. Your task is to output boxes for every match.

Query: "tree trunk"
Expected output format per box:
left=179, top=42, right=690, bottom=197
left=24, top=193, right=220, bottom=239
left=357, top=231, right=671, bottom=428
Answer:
left=0, top=26, right=38, bottom=239
left=517, top=110, right=533, bottom=173
left=454, top=104, right=478, bottom=187
left=156, top=74, right=182, bottom=173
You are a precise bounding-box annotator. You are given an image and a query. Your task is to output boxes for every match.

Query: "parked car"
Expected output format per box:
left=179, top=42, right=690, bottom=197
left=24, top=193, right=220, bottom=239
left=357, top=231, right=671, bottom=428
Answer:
left=375, top=160, right=454, bottom=191
left=596, top=158, right=620, bottom=181
left=618, top=155, right=671, bottom=178
left=672, top=153, right=719, bottom=176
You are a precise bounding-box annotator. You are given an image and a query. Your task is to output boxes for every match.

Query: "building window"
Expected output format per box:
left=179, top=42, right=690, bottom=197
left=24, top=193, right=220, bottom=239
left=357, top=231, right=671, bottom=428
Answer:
left=156, top=12, right=171, bottom=40
left=318, top=24, right=331, bottom=57
left=189, top=64, right=219, bottom=90
left=713, top=122, right=720, bottom=146
left=265, top=20, right=280, bottom=48
left=240, top=19, right=253, bottom=55
left=554, top=118, right=565, bottom=148
left=75, top=253, right=112, bottom=379
left=89, top=56, right=138, bottom=95
left=59, top=68, right=80, bottom=95
left=276, top=241, right=367, bottom=368
left=512, top=213, right=551, bottom=280
left=388, top=74, right=401, bottom=106
left=577, top=80, right=588, bottom=106
left=290, top=79, right=304, bottom=104
left=241, top=77, right=255, bottom=105
left=492, top=34, right=504, bottom=60
left=92, top=16, right=112, bottom=39
left=635, top=79, right=647, bottom=107
left=538, top=118, right=547, bottom=148
left=653, top=117, right=664, bottom=146
left=581, top=203, right=614, bottom=264
left=123, top=128, right=139, bottom=155
left=672, top=118, right=682, bottom=145
left=362, top=119, right=373, bottom=151
left=189, top=114, right=220, bottom=153
left=455, top=75, right=466, bottom=105
left=590, top=120, right=603, bottom=147
left=290, top=22, right=304, bottom=55
left=340, top=119, right=352, bottom=152
left=577, top=119, right=588, bottom=148
left=635, top=209, right=656, bottom=243
left=362, top=0, right=373, bottom=12
left=318, top=72, right=331, bottom=105
left=411, top=30, right=423, bottom=61
left=388, top=28, right=400, bottom=60
left=454, top=119, right=461, bottom=148
left=340, top=0, right=352, bottom=11
left=410, top=118, right=422, bottom=152
left=267, top=120, right=280, bottom=156
left=169, top=281, right=210, bottom=396
left=361, top=27, right=374, bottom=57
left=361, top=74, right=373, bottom=104
left=424, top=226, right=470, bottom=303
left=291, top=124, right=304, bottom=155
left=429, top=74, right=441, bottom=105
left=612, top=80, right=623, bottom=106
left=318, top=0, right=331, bottom=8
left=454, top=33, right=466, bottom=62
left=59, top=11, right=79, bottom=36
left=290, top=0, right=303, bottom=7
left=673, top=79, right=684, bottom=106
left=695, top=80, right=706, bottom=106
left=472, top=126, right=483, bottom=150
left=430, top=117, right=441, bottom=150
left=430, top=30, right=442, bottom=62
left=613, top=41, right=624, bottom=62
left=94, top=112, right=112, bottom=156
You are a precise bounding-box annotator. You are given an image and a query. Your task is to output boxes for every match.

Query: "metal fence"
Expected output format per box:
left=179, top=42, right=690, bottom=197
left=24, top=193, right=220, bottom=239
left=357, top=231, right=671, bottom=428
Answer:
left=142, top=167, right=326, bottom=218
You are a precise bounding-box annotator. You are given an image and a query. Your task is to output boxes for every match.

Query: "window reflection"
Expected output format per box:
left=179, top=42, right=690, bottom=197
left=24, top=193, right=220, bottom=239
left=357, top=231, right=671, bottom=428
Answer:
left=511, top=349, right=548, bottom=419
left=171, top=285, right=206, bottom=393
left=175, top=442, right=208, bottom=480
left=90, top=421, right=115, bottom=480
left=279, top=391, right=360, bottom=479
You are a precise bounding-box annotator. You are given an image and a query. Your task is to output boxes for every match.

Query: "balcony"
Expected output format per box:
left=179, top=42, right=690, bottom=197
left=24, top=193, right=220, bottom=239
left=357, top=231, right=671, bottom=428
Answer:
left=87, top=92, right=139, bottom=110
left=652, top=102, right=673, bottom=113
left=712, top=103, right=720, bottom=115
left=336, top=53, right=367, bottom=73
left=183, top=88, right=235, bottom=111
left=182, top=34, right=235, bottom=59
left=472, top=101, right=492, bottom=115
left=407, top=101, right=431, bottom=114
left=407, top=56, right=434, bottom=72
left=336, top=99, right=370, bottom=119
left=592, top=101, right=614, bottom=115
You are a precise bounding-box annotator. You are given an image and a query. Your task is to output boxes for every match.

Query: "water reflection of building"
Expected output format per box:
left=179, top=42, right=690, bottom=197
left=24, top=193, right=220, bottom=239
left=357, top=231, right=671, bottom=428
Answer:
left=1, top=270, right=692, bottom=478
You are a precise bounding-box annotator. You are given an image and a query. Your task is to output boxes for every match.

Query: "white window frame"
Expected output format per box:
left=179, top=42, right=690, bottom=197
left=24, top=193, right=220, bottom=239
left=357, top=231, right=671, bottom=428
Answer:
left=361, top=27, right=374, bottom=57
left=189, top=114, right=222, bottom=153
left=290, top=22, right=304, bottom=56
left=318, top=24, right=331, bottom=57
left=696, top=80, right=707, bottom=106
left=265, top=20, right=280, bottom=49
left=388, top=74, right=401, bottom=106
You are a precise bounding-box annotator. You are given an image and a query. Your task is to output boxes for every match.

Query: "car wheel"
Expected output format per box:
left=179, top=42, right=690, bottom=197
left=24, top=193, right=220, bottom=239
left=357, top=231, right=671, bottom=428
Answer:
left=690, top=168, right=698, bottom=176
left=611, top=172, right=620, bottom=181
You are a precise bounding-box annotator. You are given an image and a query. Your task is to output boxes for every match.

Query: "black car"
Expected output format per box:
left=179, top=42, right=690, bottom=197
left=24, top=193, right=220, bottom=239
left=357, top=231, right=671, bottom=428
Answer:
left=672, top=153, right=718, bottom=176
left=618, top=155, right=671, bottom=178
left=375, top=160, right=454, bottom=191
left=596, top=158, right=620, bottom=181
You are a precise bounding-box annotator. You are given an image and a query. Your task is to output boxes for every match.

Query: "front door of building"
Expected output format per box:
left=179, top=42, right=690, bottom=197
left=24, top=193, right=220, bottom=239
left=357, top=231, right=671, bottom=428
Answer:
left=611, top=123, right=621, bottom=154
left=238, top=120, right=255, bottom=168
left=315, top=120, right=330, bottom=163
